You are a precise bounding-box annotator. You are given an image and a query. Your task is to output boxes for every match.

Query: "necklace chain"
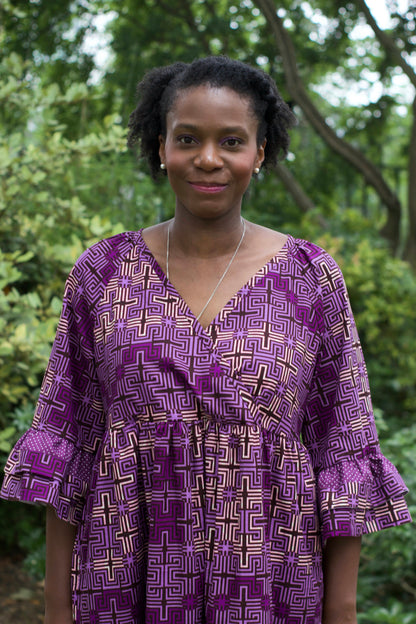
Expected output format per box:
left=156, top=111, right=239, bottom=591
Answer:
left=166, top=219, right=246, bottom=322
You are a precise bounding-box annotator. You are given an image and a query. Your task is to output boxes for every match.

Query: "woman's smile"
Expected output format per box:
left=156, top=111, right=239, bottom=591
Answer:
left=188, top=181, right=228, bottom=193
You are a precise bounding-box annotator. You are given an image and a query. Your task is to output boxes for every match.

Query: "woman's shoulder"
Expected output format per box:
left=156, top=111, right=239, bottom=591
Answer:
left=285, top=235, right=346, bottom=296
left=66, top=230, right=142, bottom=295
left=72, top=230, right=144, bottom=270
left=252, top=224, right=341, bottom=274
left=287, top=235, right=338, bottom=266
left=75, top=230, right=137, bottom=264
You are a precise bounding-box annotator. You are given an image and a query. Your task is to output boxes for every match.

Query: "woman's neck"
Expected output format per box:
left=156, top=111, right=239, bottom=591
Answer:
left=169, top=213, right=246, bottom=259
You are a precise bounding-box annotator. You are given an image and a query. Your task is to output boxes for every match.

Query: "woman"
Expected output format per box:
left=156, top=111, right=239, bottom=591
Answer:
left=1, top=56, right=411, bottom=624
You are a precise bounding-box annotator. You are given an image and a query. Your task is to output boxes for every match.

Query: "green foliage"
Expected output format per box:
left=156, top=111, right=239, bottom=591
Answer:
left=358, top=422, right=416, bottom=616
left=20, top=523, right=46, bottom=581
left=0, top=53, right=114, bottom=435
left=0, top=0, right=95, bottom=88
left=0, top=426, right=16, bottom=453
left=358, top=601, right=416, bottom=624
left=344, top=242, right=416, bottom=419
left=0, top=499, right=46, bottom=579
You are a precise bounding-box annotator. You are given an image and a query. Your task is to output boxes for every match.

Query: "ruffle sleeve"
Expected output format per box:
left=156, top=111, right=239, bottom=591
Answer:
left=1, top=429, right=97, bottom=524
left=301, top=249, right=411, bottom=544
left=1, top=254, right=106, bottom=525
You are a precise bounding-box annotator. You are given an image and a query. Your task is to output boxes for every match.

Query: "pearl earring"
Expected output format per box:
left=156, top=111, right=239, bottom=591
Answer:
left=254, top=167, right=260, bottom=174
left=160, top=163, right=166, bottom=170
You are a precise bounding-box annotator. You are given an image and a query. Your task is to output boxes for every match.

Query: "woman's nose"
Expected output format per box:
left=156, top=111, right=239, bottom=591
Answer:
left=194, top=142, right=223, bottom=169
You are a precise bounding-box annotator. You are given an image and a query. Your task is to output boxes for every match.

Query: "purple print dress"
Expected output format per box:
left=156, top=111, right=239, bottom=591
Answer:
left=1, top=231, right=411, bottom=623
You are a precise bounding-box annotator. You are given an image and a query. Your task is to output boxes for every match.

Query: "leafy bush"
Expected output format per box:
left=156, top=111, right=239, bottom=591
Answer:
left=358, top=600, right=416, bottom=624
left=358, top=422, right=416, bottom=616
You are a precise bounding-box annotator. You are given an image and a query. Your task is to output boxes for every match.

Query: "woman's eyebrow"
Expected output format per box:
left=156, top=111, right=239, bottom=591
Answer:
left=172, top=122, right=248, bottom=135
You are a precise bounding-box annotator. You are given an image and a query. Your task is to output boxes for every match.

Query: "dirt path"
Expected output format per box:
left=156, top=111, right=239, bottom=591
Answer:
left=0, top=556, right=44, bottom=624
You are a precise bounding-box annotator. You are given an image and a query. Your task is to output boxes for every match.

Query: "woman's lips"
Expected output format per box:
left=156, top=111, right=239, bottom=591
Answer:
left=188, top=182, right=228, bottom=193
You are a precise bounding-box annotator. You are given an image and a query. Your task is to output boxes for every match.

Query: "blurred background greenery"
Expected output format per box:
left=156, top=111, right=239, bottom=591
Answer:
left=0, top=0, right=415, bottom=621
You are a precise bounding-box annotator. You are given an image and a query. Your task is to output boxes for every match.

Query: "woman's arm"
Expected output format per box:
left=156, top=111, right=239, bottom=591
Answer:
left=44, top=506, right=76, bottom=624
left=322, top=536, right=361, bottom=624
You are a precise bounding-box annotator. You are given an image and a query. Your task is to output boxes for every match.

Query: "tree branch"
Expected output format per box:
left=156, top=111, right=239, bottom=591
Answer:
left=401, top=579, right=416, bottom=600
left=354, top=0, right=416, bottom=89
left=404, top=95, right=416, bottom=264
left=275, top=162, right=327, bottom=227
left=255, top=0, right=402, bottom=251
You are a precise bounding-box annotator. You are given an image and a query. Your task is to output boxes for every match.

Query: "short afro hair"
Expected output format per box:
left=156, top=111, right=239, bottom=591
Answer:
left=127, top=56, right=296, bottom=179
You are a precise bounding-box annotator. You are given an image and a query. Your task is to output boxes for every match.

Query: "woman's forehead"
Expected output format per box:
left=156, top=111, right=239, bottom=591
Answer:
left=166, top=85, right=257, bottom=127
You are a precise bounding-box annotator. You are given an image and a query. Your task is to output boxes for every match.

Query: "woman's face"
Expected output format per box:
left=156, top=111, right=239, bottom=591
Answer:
left=159, top=85, right=265, bottom=222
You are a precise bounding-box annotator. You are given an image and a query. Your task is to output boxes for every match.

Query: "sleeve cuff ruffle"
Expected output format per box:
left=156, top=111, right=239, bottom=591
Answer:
left=317, top=451, right=412, bottom=544
left=0, top=428, right=96, bottom=525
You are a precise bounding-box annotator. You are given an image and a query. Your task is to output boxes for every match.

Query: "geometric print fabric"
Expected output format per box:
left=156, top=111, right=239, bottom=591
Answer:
left=1, top=231, right=411, bottom=623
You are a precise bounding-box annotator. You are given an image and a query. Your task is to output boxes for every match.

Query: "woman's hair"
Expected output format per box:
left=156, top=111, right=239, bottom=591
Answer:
left=127, top=56, right=296, bottom=179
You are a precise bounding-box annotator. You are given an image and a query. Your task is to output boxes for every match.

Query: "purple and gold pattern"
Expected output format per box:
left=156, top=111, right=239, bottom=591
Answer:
left=1, top=231, right=411, bottom=623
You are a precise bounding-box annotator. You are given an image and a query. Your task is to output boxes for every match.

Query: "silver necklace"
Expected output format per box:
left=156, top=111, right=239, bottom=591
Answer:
left=166, top=219, right=246, bottom=322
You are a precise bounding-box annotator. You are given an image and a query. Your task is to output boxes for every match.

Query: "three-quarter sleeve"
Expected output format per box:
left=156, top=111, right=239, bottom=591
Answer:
left=301, top=252, right=411, bottom=544
left=1, top=262, right=105, bottom=525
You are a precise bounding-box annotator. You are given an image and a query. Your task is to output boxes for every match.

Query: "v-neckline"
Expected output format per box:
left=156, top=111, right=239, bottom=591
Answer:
left=136, top=229, right=292, bottom=337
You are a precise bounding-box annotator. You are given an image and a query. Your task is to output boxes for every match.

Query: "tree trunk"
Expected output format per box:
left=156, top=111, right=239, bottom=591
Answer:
left=255, top=0, right=403, bottom=254
left=354, top=0, right=416, bottom=267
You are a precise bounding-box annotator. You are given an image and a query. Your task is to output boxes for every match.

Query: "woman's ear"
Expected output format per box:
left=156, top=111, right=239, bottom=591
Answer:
left=255, top=138, right=266, bottom=169
left=159, top=135, right=166, bottom=165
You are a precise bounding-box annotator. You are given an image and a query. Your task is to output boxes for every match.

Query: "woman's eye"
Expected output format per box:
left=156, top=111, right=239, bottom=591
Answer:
left=222, top=137, right=242, bottom=147
left=177, top=135, right=196, bottom=145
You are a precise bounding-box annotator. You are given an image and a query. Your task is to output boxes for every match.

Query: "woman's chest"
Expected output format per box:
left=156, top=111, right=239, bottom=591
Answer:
left=92, top=266, right=322, bottom=415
